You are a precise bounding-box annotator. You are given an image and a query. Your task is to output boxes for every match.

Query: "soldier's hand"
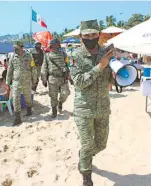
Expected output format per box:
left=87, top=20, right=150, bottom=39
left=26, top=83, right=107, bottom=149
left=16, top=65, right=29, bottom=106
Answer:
left=98, top=50, right=113, bottom=70
left=42, top=81, right=47, bottom=87
left=32, top=85, right=36, bottom=91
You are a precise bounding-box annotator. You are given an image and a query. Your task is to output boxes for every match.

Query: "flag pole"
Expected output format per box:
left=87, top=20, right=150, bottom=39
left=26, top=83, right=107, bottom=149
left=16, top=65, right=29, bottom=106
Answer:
left=30, top=6, right=32, bottom=44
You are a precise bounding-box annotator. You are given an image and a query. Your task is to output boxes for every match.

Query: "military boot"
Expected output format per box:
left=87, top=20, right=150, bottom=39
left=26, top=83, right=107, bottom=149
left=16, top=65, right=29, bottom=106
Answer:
left=26, top=107, right=32, bottom=116
left=51, top=106, right=57, bottom=118
left=82, top=174, right=93, bottom=186
left=12, top=112, right=22, bottom=126
left=58, top=101, right=62, bottom=113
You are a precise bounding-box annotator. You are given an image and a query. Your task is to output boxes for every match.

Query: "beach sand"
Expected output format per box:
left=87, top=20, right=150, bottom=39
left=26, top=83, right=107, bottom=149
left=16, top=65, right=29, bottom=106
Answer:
left=0, top=82, right=151, bottom=186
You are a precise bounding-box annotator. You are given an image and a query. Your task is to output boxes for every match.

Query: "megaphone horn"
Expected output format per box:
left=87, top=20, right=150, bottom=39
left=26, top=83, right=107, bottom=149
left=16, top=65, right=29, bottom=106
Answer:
left=109, top=57, right=138, bottom=93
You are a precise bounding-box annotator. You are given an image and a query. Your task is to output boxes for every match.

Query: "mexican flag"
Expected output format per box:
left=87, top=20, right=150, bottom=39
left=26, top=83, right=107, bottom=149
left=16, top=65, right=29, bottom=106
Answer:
left=32, top=9, right=47, bottom=28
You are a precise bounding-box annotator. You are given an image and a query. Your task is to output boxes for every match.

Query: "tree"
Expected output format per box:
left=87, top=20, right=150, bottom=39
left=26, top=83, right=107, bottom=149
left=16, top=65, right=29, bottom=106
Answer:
left=144, top=15, right=150, bottom=21
left=99, top=20, right=105, bottom=31
left=52, top=31, right=59, bottom=38
left=127, top=14, right=144, bottom=27
left=106, top=15, right=116, bottom=27
left=117, top=20, right=124, bottom=28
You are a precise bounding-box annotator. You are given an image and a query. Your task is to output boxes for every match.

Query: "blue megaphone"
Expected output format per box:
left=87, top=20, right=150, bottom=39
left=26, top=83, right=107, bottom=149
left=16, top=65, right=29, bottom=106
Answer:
left=117, top=67, right=129, bottom=78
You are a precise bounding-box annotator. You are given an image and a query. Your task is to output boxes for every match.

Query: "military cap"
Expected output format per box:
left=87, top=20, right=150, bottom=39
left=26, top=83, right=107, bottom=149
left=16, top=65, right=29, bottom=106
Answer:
left=80, top=19, right=99, bottom=35
left=13, top=41, right=24, bottom=49
left=34, top=41, right=41, bottom=45
left=49, top=38, right=60, bottom=45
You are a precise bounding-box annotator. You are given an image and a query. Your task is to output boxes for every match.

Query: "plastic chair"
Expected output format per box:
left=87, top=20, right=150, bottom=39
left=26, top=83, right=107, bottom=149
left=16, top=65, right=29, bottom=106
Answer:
left=0, top=91, right=13, bottom=116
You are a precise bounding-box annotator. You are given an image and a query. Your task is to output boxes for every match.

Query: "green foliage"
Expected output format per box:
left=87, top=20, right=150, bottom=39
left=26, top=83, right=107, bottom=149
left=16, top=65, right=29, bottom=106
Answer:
left=17, top=13, right=150, bottom=43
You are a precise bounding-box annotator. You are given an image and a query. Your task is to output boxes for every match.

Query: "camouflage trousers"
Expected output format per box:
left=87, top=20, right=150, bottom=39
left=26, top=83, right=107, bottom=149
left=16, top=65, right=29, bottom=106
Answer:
left=35, top=66, right=41, bottom=89
left=12, top=82, right=32, bottom=112
left=37, top=66, right=41, bottom=79
left=74, top=115, right=109, bottom=175
left=48, top=76, right=70, bottom=107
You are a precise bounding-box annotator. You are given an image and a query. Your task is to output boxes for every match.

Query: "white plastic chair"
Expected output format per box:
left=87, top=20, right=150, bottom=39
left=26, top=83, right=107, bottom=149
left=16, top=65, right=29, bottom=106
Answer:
left=0, top=91, right=13, bottom=116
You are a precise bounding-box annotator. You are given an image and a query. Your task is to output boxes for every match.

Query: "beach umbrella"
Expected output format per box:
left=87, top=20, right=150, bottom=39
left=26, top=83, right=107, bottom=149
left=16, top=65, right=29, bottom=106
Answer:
left=33, top=31, right=53, bottom=48
left=64, top=29, right=80, bottom=37
left=62, top=37, right=80, bottom=43
left=101, top=26, right=125, bottom=34
left=107, top=18, right=151, bottom=55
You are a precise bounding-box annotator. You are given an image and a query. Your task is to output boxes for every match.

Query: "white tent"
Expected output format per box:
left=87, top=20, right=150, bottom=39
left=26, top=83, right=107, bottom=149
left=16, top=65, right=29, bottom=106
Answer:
left=64, top=28, right=80, bottom=37
left=107, top=18, right=151, bottom=55
left=101, top=26, right=125, bottom=33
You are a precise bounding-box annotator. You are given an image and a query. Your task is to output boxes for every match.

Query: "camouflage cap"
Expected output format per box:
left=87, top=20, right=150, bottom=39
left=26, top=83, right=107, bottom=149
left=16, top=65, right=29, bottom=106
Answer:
left=13, top=41, right=24, bottom=49
left=49, top=38, right=60, bottom=45
left=80, top=19, right=99, bottom=35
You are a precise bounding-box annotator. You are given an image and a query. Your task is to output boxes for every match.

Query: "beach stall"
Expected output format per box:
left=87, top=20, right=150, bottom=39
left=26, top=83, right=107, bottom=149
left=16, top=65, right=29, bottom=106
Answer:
left=99, top=26, right=125, bottom=47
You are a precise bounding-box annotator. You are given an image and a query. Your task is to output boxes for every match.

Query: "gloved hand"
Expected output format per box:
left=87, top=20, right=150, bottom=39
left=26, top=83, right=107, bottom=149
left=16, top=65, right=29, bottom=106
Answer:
left=42, top=81, right=47, bottom=87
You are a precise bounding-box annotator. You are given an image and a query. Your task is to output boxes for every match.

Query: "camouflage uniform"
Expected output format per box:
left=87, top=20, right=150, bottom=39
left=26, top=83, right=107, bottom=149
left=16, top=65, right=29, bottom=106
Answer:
left=28, top=43, right=44, bottom=91
left=41, top=40, right=70, bottom=117
left=70, top=20, right=113, bottom=176
left=6, top=41, right=37, bottom=125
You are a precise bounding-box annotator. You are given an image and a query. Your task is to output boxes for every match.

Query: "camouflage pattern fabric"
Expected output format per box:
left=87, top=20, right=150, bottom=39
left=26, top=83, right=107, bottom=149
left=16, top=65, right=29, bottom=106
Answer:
left=6, top=52, right=37, bottom=112
left=48, top=76, right=70, bottom=107
left=41, top=51, right=70, bottom=107
left=80, top=19, right=99, bottom=34
left=69, top=44, right=112, bottom=174
left=75, top=115, right=109, bottom=174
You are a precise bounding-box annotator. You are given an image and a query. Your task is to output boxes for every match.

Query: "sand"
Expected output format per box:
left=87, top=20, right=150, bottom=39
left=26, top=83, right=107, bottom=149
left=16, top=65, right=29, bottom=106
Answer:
left=0, top=82, right=151, bottom=186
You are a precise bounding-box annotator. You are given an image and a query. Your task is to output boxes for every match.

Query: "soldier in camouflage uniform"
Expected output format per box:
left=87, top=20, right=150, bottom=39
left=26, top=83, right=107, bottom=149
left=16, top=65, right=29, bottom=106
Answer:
left=41, top=38, right=70, bottom=118
left=28, top=42, right=44, bottom=91
left=69, top=20, right=113, bottom=186
left=6, top=41, right=37, bottom=126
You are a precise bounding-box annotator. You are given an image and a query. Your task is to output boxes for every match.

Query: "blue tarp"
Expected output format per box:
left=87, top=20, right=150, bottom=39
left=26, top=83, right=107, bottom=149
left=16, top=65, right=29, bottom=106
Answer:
left=62, top=37, right=80, bottom=43
left=0, top=43, right=34, bottom=53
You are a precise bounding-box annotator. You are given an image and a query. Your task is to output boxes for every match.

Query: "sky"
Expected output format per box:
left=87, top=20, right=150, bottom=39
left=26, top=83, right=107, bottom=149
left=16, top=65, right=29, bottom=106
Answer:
left=0, top=1, right=151, bottom=36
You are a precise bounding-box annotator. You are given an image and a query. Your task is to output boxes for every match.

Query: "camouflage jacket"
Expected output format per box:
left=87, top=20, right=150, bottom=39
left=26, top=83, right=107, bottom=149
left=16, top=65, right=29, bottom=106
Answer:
left=41, top=51, right=68, bottom=83
left=70, top=44, right=113, bottom=118
left=6, top=51, right=37, bottom=86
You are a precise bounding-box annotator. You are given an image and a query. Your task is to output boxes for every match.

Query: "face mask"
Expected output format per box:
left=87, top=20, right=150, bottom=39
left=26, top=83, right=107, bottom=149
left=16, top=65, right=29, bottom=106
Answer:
left=35, top=46, right=41, bottom=50
left=82, top=37, right=99, bottom=49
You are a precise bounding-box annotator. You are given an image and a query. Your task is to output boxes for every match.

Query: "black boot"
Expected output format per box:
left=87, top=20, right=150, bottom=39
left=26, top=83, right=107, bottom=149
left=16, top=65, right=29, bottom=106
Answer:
left=12, top=112, right=22, bottom=126
left=58, top=101, right=62, bottom=113
left=51, top=106, right=57, bottom=118
left=26, top=107, right=32, bottom=116
left=83, top=174, right=93, bottom=186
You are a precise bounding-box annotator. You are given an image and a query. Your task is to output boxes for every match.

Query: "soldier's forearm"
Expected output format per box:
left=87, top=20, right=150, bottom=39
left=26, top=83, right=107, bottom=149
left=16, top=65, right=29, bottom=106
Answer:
left=72, top=65, right=102, bottom=90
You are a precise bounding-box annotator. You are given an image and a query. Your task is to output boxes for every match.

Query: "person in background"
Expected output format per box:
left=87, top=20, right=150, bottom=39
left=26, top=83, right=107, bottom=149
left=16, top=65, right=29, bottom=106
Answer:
left=6, top=41, right=37, bottom=126
left=3, top=59, right=8, bottom=70
left=0, top=67, right=10, bottom=101
left=41, top=38, right=70, bottom=118
left=28, top=42, right=44, bottom=91
left=70, top=19, right=113, bottom=186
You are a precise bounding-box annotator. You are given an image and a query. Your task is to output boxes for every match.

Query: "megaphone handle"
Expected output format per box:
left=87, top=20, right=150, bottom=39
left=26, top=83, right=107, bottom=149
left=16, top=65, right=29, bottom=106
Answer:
left=114, top=79, right=123, bottom=93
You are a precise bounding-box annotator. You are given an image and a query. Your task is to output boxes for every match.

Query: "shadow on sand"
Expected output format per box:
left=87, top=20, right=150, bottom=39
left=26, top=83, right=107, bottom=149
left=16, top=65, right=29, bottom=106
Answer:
left=0, top=100, right=72, bottom=127
left=93, top=166, right=151, bottom=186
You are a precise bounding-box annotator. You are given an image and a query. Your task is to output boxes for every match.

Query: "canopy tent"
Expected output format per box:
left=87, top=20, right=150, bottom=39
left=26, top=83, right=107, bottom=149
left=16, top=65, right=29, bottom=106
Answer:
left=107, top=18, right=151, bottom=55
left=62, top=37, right=80, bottom=43
left=63, top=29, right=80, bottom=37
left=99, top=26, right=125, bottom=47
left=101, top=26, right=125, bottom=33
